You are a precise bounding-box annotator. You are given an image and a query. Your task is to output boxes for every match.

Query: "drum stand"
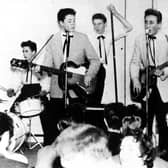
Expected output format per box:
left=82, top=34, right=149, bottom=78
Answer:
left=26, top=117, right=43, bottom=149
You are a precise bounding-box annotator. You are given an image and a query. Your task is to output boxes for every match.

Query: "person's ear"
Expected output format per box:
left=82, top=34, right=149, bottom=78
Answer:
left=59, top=21, right=64, bottom=28
left=32, top=51, right=36, bottom=55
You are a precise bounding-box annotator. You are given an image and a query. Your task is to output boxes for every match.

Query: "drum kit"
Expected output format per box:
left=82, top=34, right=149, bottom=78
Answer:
left=0, top=84, right=44, bottom=152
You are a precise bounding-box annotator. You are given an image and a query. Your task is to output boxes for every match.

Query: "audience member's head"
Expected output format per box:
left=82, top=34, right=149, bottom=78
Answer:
left=120, top=121, right=155, bottom=168
left=66, top=103, right=86, bottom=123
left=56, top=103, right=86, bottom=132
left=104, top=102, right=126, bottom=130
left=122, top=104, right=146, bottom=132
left=36, top=124, right=120, bottom=168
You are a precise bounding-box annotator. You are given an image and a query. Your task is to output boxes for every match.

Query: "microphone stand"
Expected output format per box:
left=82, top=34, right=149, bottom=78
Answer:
left=26, top=34, right=54, bottom=84
left=110, top=11, right=118, bottom=103
left=144, top=31, right=154, bottom=168
left=30, top=34, right=54, bottom=63
left=145, top=31, right=150, bottom=137
left=64, top=31, right=70, bottom=109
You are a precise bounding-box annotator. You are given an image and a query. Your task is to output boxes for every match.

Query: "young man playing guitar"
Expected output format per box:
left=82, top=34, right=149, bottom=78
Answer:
left=130, top=8, right=168, bottom=155
left=40, top=8, right=100, bottom=145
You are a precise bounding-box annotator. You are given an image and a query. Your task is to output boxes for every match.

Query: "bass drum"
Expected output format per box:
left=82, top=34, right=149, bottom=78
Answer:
left=7, top=112, right=27, bottom=152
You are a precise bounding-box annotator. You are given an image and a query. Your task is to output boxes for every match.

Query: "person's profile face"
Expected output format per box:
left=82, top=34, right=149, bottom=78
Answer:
left=22, top=46, right=35, bottom=62
left=145, top=15, right=161, bottom=35
left=60, top=14, right=76, bottom=32
left=93, top=19, right=106, bottom=34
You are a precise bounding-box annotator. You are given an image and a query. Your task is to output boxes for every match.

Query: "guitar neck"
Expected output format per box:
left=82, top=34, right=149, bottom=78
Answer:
left=31, top=63, right=85, bottom=77
left=35, top=64, right=63, bottom=76
left=149, top=61, right=168, bottom=76
left=11, top=58, right=85, bottom=77
left=157, top=61, right=168, bottom=70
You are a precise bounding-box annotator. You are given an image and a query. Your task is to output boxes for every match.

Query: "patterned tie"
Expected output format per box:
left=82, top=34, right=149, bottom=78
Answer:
left=97, top=35, right=108, bottom=64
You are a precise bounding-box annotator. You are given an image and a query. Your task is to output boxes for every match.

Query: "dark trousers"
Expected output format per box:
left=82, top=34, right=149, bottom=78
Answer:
left=40, top=98, right=107, bottom=145
left=87, top=64, right=106, bottom=106
left=40, top=65, right=106, bottom=145
left=40, top=97, right=83, bottom=146
left=142, top=86, right=168, bottom=150
left=40, top=98, right=65, bottom=146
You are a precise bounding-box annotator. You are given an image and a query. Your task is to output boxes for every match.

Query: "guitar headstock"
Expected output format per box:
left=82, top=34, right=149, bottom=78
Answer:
left=10, top=58, right=29, bottom=69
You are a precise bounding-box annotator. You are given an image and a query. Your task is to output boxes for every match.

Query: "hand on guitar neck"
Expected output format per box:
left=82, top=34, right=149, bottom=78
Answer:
left=154, top=69, right=168, bottom=81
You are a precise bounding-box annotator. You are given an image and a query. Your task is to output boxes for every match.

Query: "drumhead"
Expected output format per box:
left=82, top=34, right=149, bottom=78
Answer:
left=7, top=112, right=26, bottom=152
left=18, top=98, right=43, bottom=117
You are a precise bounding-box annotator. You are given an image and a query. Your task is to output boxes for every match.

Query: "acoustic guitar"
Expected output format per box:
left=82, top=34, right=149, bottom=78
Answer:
left=130, top=61, right=168, bottom=102
left=10, top=58, right=97, bottom=96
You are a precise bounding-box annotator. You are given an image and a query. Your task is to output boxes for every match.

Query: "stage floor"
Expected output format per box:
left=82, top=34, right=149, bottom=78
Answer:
left=18, top=142, right=41, bottom=168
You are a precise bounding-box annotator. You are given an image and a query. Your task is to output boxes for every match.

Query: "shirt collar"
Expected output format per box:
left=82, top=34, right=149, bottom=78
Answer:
left=61, top=31, right=74, bottom=37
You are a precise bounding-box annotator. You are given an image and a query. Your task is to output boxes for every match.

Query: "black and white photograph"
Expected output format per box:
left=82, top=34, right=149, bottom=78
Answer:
left=0, top=0, right=168, bottom=167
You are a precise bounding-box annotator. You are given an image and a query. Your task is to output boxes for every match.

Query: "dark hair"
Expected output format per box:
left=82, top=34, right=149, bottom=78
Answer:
left=104, top=102, right=126, bottom=130
left=66, top=103, right=85, bottom=123
left=57, top=8, right=76, bottom=22
left=125, top=104, right=146, bottom=129
left=144, top=8, right=162, bottom=23
left=0, top=112, right=13, bottom=138
left=20, top=40, right=37, bottom=52
left=92, top=13, right=107, bottom=23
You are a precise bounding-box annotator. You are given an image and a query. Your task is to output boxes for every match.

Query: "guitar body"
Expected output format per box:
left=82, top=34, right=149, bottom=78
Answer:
left=130, top=66, right=157, bottom=102
left=58, top=61, right=96, bottom=95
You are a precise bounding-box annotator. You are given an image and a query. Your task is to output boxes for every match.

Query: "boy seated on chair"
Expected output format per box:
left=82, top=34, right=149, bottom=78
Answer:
left=0, top=112, right=28, bottom=168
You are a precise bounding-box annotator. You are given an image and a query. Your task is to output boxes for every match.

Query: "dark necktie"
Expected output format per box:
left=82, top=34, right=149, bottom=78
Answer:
left=148, top=35, right=156, bottom=40
left=25, top=64, right=32, bottom=83
left=97, top=35, right=108, bottom=64
left=62, top=34, right=73, bottom=54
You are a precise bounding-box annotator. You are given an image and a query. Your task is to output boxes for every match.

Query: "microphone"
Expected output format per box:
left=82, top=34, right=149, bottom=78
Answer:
left=145, top=29, right=150, bottom=45
left=145, top=28, right=150, bottom=35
